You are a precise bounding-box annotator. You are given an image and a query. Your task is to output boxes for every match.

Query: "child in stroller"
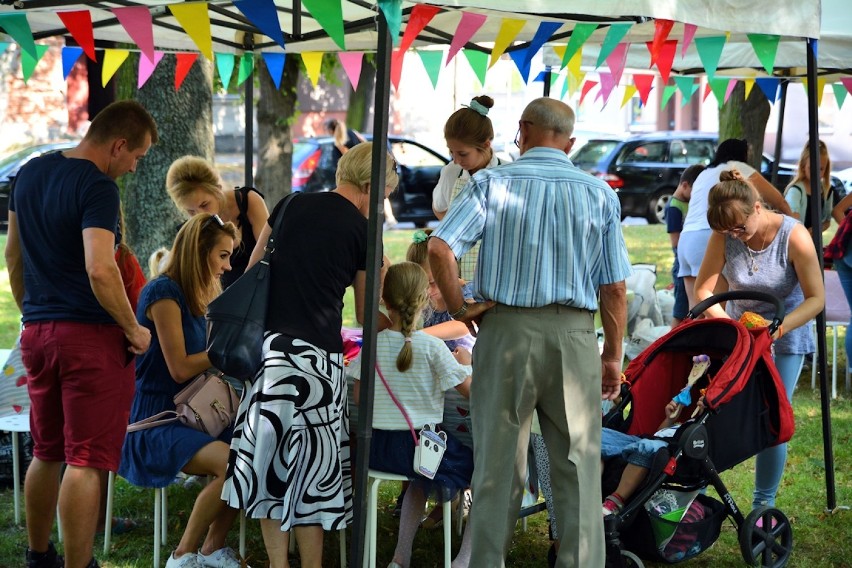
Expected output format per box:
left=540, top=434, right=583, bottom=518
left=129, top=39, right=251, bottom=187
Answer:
left=603, top=291, right=796, bottom=568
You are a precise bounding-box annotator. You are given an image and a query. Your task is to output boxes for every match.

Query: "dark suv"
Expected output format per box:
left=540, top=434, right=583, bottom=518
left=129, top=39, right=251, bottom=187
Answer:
left=571, top=132, right=846, bottom=224
left=570, top=132, right=716, bottom=223
left=292, top=135, right=449, bottom=227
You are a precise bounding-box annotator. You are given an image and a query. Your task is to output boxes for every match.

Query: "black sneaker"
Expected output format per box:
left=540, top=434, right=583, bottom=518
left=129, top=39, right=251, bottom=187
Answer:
left=25, top=541, right=64, bottom=568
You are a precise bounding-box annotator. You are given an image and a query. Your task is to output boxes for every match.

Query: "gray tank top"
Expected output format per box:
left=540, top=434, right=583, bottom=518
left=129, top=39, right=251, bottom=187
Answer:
left=721, top=215, right=814, bottom=354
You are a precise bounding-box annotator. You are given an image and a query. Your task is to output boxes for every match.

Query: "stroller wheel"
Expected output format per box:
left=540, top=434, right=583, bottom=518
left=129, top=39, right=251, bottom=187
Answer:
left=620, top=550, right=644, bottom=567
left=739, top=506, right=793, bottom=567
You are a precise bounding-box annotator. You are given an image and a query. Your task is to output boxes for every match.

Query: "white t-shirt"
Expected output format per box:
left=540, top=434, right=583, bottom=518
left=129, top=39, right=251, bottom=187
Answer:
left=432, top=153, right=502, bottom=214
left=681, top=161, right=756, bottom=233
left=350, top=330, right=469, bottom=430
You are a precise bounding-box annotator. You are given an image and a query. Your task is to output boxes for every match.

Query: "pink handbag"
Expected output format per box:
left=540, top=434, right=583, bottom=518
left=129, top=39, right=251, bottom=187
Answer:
left=127, top=370, right=239, bottom=438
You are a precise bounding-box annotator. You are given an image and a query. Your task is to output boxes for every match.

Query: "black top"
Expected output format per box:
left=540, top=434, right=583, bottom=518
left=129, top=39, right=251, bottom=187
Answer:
left=10, top=151, right=120, bottom=323
left=222, top=186, right=263, bottom=289
left=267, top=192, right=367, bottom=352
left=330, top=129, right=365, bottom=169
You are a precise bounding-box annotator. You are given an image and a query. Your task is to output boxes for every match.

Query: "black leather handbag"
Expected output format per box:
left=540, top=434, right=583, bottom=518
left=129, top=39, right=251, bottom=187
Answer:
left=205, top=193, right=295, bottom=381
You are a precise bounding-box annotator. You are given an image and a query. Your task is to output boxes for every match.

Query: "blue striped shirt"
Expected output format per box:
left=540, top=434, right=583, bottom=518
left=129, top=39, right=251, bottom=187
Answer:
left=433, top=147, right=632, bottom=310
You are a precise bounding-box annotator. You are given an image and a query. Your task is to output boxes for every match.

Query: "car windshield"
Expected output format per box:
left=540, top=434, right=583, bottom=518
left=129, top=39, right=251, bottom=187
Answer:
left=0, top=147, right=43, bottom=175
left=570, top=140, right=620, bottom=169
left=292, top=141, right=319, bottom=163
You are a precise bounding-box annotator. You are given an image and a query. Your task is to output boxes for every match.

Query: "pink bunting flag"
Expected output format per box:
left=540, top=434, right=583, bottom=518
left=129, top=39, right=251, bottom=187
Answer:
left=633, top=74, right=655, bottom=105
left=681, top=23, right=697, bottom=58
left=138, top=51, right=164, bottom=88
left=724, top=79, right=738, bottom=103
left=175, top=52, right=198, bottom=91
left=112, top=6, right=155, bottom=63
left=841, top=78, right=852, bottom=95
left=57, top=11, right=96, bottom=61
left=648, top=19, right=674, bottom=66
left=337, top=52, right=363, bottom=91
left=447, top=12, right=487, bottom=66
left=605, top=42, right=629, bottom=86
left=597, top=72, right=617, bottom=105
left=579, top=80, right=598, bottom=106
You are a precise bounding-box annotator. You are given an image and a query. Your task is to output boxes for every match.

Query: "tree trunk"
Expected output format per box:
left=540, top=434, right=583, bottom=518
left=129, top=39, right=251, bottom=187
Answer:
left=255, top=55, right=300, bottom=206
left=121, top=54, right=214, bottom=266
left=719, top=82, right=770, bottom=171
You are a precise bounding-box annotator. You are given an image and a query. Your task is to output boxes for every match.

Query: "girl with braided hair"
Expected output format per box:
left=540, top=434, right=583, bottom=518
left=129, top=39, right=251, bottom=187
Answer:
left=351, top=261, right=474, bottom=568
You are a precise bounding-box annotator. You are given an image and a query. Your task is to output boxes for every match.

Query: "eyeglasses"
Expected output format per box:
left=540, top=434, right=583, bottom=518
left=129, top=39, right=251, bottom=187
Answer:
left=513, top=120, right=534, bottom=149
left=720, top=220, right=749, bottom=236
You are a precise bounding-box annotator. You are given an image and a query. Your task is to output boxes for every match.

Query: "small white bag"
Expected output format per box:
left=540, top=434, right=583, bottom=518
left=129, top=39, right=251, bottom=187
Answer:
left=413, top=423, right=447, bottom=479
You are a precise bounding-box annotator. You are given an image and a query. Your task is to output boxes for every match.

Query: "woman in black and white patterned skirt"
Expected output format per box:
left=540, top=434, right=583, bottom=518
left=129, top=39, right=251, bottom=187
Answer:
left=221, top=143, right=397, bottom=568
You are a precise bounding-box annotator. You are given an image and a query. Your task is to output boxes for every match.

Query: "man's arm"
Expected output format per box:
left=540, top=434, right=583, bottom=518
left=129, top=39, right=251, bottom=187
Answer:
left=5, top=212, right=25, bottom=313
left=599, top=280, right=627, bottom=400
left=83, top=227, right=150, bottom=353
left=428, top=236, right=494, bottom=334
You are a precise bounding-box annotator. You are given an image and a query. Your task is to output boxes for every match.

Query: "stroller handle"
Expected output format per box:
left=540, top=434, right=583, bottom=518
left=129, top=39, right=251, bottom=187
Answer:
left=686, top=291, right=785, bottom=334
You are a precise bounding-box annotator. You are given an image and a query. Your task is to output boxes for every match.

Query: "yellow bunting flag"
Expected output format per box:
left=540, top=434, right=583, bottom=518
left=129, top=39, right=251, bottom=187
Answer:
left=802, top=78, right=827, bottom=107
left=621, top=85, right=638, bottom=108
left=301, top=52, right=324, bottom=87
left=490, top=18, right=526, bottom=68
left=102, top=49, right=130, bottom=87
left=566, top=48, right=582, bottom=80
left=169, top=3, right=213, bottom=60
left=744, top=78, right=755, bottom=99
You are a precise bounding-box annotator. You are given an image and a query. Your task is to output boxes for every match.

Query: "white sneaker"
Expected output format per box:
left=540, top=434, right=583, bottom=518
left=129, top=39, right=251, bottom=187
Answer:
left=165, top=552, right=204, bottom=568
left=197, top=547, right=248, bottom=568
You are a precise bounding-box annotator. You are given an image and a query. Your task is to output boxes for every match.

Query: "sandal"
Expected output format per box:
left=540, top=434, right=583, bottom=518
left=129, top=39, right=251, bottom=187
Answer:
left=97, top=517, right=138, bottom=536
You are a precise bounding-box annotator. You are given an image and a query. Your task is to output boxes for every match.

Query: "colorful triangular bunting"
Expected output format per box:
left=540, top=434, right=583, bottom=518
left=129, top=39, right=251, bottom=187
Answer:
left=21, top=43, right=50, bottom=83
left=596, top=23, right=632, bottom=68
left=0, top=13, right=37, bottom=58
left=261, top=52, right=286, bottom=90
left=234, top=0, right=286, bottom=49
left=112, top=6, right=155, bottom=63
left=377, top=0, right=403, bottom=47
left=672, top=76, right=695, bottom=100
left=651, top=40, right=677, bottom=84
left=301, top=51, right=323, bottom=87
left=508, top=46, right=532, bottom=83
left=833, top=83, right=847, bottom=109
left=102, top=49, right=129, bottom=87
left=694, top=36, right=726, bottom=80
left=708, top=78, right=730, bottom=108
left=237, top=52, right=254, bottom=86
left=447, top=12, right=486, bottom=66
left=633, top=74, right=655, bottom=105
left=562, top=23, right=597, bottom=69
left=61, top=46, right=84, bottom=80
left=398, top=4, right=440, bottom=53
left=418, top=49, right=443, bottom=88
left=215, top=53, right=236, bottom=90
left=58, top=11, right=96, bottom=61
left=754, top=77, right=780, bottom=102
left=748, top=33, right=780, bottom=75
left=621, top=85, right=638, bottom=108
left=606, top=42, right=629, bottom=86
left=525, top=21, right=563, bottom=66
left=169, top=3, right=213, bottom=60
left=660, top=85, right=677, bottom=109
left=490, top=18, right=525, bottom=68
left=648, top=19, right=674, bottom=66
left=301, top=0, right=345, bottom=50
left=174, top=52, right=199, bottom=90
left=681, top=23, right=697, bottom=58
left=579, top=80, right=598, bottom=106
left=337, top=51, right=363, bottom=91
left=462, top=48, right=488, bottom=88
left=138, top=51, right=165, bottom=89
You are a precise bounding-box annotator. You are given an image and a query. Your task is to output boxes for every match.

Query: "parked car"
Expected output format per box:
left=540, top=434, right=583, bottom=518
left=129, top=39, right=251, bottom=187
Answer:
left=570, top=132, right=845, bottom=224
left=0, top=142, right=76, bottom=231
left=292, top=135, right=449, bottom=227
left=569, top=131, right=716, bottom=223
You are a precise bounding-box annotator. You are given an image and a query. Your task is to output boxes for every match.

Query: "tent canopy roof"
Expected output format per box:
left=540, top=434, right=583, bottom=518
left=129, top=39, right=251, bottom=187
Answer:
left=2, top=0, right=822, bottom=57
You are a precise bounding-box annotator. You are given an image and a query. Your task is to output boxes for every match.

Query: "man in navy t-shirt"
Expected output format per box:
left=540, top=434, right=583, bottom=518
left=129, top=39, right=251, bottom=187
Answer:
left=5, top=100, right=158, bottom=568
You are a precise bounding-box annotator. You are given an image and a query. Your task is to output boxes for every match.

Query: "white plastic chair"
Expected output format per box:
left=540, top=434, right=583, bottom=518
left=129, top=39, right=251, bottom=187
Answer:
left=0, top=411, right=30, bottom=525
left=811, top=270, right=851, bottom=398
left=363, top=469, right=451, bottom=568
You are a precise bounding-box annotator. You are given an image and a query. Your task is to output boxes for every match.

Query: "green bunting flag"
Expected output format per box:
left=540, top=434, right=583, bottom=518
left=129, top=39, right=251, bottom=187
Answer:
left=418, top=50, right=443, bottom=89
left=301, top=0, right=345, bottom=50
left=561, top=23, right=597, bottom=69
left=596, top=23, right=632, bottom=68
left=21, top=43, right=50, bottom=83
left=237, top=52, right=254, bottom=85
left=215, top=53, right=235, bottom=89
left=747, top=34, right=780, bottom=75
left=833, top=83, right=848, bottom=109
left=463, top=49, right=488, bottom=88
left=694, top=36, right=726, bottom=80
left=660, top=85, right=677, bottom=109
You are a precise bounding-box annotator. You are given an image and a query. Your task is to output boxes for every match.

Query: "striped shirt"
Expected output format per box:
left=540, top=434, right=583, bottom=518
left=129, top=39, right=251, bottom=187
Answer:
left=350, top=330, right=469, bottom=430
left=433, top=147, right=631, bottom=310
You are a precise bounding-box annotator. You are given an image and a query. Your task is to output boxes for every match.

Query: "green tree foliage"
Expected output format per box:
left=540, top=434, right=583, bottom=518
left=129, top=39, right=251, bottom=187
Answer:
left=119, top=54, right=215, bottom=265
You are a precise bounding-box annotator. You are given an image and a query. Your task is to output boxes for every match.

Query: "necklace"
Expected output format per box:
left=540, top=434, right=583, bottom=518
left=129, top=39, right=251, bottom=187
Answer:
left=746, top=219, right=770, bottom=276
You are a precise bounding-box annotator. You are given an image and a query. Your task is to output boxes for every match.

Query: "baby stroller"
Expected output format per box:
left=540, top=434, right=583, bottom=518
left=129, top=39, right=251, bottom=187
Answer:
left=603, top=291, right=795, bottom=568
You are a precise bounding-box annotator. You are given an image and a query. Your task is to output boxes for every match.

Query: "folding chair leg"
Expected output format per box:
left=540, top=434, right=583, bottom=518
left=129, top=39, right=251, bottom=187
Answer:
left=103, top=471, right=115, bottom=556
left=339, top=528, right=346, bottom=567
left=239, top=511, right=246, bottom=558
left=12, top=433, right=21, bottom=525
left=154, top=488, right=162, bottom=568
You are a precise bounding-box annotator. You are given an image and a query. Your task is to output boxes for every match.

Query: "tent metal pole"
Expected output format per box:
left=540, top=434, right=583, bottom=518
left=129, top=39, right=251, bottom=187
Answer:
left=770, top=80, right=788, bottom=188
left=806, top=37, right=837, bottom=512
left=350, top=9, right=393, bottom=567
left=243, top=33, right=254, bottom=188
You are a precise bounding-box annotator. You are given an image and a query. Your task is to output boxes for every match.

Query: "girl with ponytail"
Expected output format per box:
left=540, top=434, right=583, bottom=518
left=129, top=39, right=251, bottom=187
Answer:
left=351, top=261, right=475, bottom=568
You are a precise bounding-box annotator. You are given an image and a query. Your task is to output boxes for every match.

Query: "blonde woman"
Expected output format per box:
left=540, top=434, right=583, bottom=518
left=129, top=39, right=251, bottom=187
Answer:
left=695, top=169, right=823, bottom=509
left=166, top=156, right=269, bottom=288
left=120, top=214, right=244, bottom=568
left=222, top=142, right=396, bottom=568
left=784, top=140, right=834, bottom=234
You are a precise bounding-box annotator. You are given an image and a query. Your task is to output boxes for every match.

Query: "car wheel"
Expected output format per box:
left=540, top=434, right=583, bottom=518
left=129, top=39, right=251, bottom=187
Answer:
left=648, top=190, right=673, bottom=224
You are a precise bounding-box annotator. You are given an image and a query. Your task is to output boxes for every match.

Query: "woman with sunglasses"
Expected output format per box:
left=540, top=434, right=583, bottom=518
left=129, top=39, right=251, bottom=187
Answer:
left=120, top=213, right=245, bottom=568
left=678, top=139, right=791, bottom=309
left=694, top=169, right=823, bottom=511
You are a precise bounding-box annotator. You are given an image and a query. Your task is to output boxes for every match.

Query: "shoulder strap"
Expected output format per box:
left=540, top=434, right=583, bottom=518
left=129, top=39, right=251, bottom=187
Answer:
left=126, top=410, right=178, bottom=432
left=263, top=193, right=298, bottom=263
left=375, top=363, right=419, bottom=445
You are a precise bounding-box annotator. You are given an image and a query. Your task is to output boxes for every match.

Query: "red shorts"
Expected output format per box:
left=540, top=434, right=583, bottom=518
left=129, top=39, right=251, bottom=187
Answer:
left=21, top=321, right=135, bottom=471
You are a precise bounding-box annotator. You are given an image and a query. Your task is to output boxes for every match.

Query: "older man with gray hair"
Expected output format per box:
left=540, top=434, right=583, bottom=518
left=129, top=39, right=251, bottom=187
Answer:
left=428, top=97, right=630, bottom=567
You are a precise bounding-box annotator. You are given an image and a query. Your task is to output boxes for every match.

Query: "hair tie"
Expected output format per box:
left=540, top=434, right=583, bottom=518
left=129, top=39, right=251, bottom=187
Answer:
left=412, top=230, right=428, bottom=244
left=462, top=99, right=489, bottom=117
left=404, top=337, right=413, bottom=343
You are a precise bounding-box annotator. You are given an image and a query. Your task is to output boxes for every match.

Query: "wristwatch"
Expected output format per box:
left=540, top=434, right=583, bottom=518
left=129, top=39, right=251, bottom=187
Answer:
left=449, top=303, right=468, bottom=320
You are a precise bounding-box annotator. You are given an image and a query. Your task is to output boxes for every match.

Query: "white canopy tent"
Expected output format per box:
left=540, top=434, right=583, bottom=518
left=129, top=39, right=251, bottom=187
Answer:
left=1, top=1, right=841, bottom=564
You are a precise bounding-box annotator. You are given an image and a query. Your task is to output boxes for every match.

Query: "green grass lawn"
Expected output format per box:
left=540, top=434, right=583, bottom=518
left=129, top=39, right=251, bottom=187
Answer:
left=0, top=227, right=849, bottom=567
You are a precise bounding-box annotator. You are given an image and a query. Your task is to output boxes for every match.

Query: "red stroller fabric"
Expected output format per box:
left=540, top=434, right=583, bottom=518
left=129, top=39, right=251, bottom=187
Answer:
left=621, top=317, right=795, bottom=473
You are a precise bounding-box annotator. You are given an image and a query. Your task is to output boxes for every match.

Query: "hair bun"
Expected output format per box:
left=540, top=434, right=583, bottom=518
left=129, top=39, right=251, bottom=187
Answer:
left=719, top=168, right=744, bottom=182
